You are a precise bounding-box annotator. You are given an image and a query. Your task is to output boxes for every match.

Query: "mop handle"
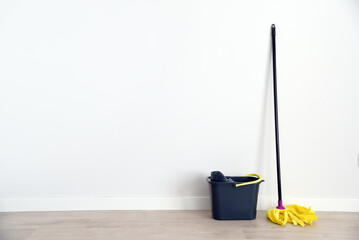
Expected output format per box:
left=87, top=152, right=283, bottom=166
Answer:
left=271, top=24, right=283, bottom=203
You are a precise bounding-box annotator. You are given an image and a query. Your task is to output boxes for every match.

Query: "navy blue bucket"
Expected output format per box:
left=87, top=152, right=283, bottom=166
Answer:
left=207, top=174, right=264, bottom=220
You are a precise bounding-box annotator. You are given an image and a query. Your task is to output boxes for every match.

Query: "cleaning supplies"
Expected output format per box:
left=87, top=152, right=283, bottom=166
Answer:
left=266, top=24, right=317, bottom=226
left=208, top=171, right=263, bottom=220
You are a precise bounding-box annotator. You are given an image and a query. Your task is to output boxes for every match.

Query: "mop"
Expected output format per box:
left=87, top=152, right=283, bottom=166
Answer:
left=266, top=24, right=318, bottom=227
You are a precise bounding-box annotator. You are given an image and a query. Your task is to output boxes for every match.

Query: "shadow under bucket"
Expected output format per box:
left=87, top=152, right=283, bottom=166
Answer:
left=207, top=174, right=264, bottom=220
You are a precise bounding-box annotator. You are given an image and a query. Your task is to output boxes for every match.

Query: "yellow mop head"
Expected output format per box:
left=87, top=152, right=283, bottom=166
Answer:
left=267, top=204, right=317, bottom=226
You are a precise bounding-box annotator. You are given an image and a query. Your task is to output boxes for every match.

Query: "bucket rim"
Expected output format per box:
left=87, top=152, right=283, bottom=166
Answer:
left=206, top=176, right=264, bottom=186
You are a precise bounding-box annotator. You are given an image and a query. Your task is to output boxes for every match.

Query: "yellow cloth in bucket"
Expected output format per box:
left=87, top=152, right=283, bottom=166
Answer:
left=266, top=204, right=317, bottom=226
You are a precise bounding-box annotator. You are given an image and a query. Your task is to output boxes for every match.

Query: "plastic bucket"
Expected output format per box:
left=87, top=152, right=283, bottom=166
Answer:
left=207, top=174, right=264, bottom=220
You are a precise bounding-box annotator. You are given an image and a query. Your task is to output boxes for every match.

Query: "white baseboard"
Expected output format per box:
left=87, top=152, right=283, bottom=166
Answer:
left=0, top=197, right=210, bottom=212
left=0, top=196, right=358, bottom=212
left=257, top=196, right=359, bottom=212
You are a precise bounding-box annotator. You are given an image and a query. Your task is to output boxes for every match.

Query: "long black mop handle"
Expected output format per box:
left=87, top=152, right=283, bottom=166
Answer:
left=271, top=24, right=284, bottom=207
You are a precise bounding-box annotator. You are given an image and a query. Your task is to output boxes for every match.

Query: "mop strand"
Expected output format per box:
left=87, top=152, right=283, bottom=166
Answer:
left=266, top=204, right=317, bottom=226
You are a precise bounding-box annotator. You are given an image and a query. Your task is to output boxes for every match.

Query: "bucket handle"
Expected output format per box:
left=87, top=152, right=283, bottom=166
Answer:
left=235, top=174, right=263, bottom=187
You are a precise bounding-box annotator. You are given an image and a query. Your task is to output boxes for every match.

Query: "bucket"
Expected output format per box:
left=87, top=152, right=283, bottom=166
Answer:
left=207, top=174, right=264, bottom=220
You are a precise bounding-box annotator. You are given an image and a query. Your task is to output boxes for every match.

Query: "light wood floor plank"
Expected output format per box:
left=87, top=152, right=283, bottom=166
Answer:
left=0, top=230, right=34, bottom=240
left=0, top=210, right=358, bottom=240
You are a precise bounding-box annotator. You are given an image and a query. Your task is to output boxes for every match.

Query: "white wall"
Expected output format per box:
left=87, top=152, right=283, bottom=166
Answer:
left=0, top=0, right=359, bottom=211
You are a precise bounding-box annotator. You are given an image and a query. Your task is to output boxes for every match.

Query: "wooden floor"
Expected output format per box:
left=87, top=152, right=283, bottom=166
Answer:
left=0, top=210, right=358, bottom=240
